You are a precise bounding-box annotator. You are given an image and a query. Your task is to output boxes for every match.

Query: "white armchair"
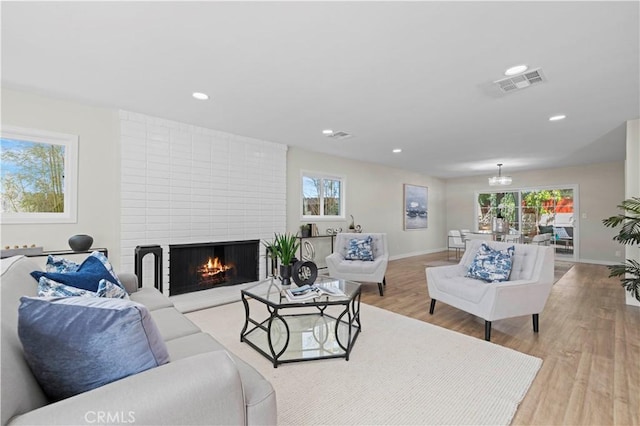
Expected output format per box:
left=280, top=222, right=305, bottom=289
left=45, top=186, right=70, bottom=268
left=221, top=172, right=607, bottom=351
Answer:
left=426, top=239, right=554, bottom=341
left=326, top=233, right=389, bottom=296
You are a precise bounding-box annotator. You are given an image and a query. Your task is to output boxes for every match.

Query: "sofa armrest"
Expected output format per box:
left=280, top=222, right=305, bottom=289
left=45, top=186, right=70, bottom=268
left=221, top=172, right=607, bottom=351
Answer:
left=9, top=351, right=245, bottom=426
left=117, top=272, right=139, bottom=294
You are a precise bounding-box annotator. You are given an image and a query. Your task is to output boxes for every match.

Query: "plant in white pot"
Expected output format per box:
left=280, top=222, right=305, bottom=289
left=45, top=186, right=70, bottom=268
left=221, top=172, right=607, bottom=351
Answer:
left=602, top=197, right=640, bottom=305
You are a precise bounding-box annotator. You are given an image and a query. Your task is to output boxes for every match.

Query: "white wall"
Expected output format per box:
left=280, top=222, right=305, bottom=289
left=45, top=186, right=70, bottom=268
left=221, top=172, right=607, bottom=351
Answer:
left=445, top=161, right=625, bottom=263
left=286, top=146, right=446, bottom=260
left=1, top=88, right=121, bottom=267
left=625, top=118, right=639, bottom=304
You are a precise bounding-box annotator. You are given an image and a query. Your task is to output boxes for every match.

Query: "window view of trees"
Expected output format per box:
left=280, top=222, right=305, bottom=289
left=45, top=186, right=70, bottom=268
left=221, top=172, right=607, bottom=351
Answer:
left=1, top=138, right=65, bottom=213
left=477, top=192, right=519, bottom=231
left=302, top=174, right=342, bottom=217
left=521, top=190, right=562, bottom=236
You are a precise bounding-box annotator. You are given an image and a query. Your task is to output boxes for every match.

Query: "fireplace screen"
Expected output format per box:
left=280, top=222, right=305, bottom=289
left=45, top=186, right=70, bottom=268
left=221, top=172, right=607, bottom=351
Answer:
left=169, top=240, right=259, bottom=296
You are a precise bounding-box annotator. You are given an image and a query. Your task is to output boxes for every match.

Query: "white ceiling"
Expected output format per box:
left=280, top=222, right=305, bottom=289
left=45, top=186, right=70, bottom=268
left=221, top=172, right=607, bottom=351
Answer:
left=2, top=1, right=639, bottom=179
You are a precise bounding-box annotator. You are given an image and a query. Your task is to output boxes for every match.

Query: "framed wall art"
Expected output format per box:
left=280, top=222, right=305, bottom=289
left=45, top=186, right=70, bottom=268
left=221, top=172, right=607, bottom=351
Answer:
left=1, top=125, right=78, bottom=224
left=403, top=184, right=428, bottom=230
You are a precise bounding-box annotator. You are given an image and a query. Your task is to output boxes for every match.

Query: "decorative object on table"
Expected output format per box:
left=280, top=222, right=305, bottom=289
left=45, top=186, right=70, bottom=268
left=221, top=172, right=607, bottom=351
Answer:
left=326, top=227, right=342, bottom=235
left=347, top=215, right=362, bottom=233
left=492, top=216, right=509, bottom=234
left=0, top=244, right=43, bottom=258
left=301, top=240, right=316, bottom=261
left=271, top=233, right=300, bottom=286
left=68, top=234, right=93, bottom=252
left=602, top=197, right=640, bottom=303
left=284, top=282, right=345, bottom=301
left=291, top=260, right=318, bottom=286
left=403, top=184, right=428, bottom=230
left=299, top=224, right=312, bottom=238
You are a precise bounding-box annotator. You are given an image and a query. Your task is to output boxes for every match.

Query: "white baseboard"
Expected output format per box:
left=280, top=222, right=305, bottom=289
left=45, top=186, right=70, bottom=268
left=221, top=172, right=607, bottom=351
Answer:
left=576, top=258, right=619, bottom=266
left=389, top=247, right=448, bottom=261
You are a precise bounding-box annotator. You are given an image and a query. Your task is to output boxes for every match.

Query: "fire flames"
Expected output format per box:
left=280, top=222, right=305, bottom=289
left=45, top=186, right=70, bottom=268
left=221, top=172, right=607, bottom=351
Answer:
left=197, top=257, right=232, bottom=283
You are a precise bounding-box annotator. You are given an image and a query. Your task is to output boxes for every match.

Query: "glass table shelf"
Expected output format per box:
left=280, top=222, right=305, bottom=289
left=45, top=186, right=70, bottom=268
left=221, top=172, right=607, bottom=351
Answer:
left=240, top=277, right=361, bottom=367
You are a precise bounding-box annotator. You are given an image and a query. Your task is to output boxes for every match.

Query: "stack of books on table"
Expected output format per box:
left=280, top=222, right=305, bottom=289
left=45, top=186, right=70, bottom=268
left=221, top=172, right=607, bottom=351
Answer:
left=284, top=284, right=345, bottom=301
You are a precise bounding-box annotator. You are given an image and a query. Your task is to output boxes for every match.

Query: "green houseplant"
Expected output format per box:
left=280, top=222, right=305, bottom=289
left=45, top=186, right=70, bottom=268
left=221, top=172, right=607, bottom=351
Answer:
left=299, top=224, right=311, bottom=238
left=602, top=197, right=640, bottom=302
left=270, top=233, right=300, bottom=286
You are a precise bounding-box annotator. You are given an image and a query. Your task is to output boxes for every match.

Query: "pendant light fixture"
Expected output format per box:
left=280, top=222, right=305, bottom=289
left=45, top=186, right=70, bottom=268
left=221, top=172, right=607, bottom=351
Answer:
left=488, top=163, right=512, bottom=186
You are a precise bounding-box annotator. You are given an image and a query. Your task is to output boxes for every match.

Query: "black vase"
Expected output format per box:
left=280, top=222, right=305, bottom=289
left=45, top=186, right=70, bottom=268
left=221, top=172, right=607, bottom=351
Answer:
left=279, top=264, right=293, bottom=286
left=68, top=234, right=93, bottom=252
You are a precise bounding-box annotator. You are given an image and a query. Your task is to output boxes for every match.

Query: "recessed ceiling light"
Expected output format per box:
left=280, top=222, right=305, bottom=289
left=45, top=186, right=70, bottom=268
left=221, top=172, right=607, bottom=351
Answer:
left=322, top=129, right=334, bottom=135
left=549, top=114, right=566, bottom=121
left=192, top=92, right=209, bottom=100
left=392, top=149, right=402, bottom=153
left=504, top=65, right=528, bottom=76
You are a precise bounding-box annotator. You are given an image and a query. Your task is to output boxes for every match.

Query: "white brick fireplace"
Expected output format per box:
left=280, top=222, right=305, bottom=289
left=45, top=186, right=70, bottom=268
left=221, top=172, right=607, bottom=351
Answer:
left=119, top=110, right=286, bottom=307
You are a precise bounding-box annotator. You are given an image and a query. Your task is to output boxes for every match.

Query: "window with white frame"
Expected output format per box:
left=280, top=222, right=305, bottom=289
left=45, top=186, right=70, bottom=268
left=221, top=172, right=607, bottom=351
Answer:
left=1, top=126, right=78, bottom=224
left=301, top=172, right=344, bottom=219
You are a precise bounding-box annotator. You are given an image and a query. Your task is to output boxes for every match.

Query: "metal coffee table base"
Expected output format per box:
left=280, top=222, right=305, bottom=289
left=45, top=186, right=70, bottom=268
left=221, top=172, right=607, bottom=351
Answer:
left=240, top=295, right=361, bottom=368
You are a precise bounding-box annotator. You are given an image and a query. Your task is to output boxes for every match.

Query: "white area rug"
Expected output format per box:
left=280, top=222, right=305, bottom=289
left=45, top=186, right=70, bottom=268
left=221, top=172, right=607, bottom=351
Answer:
left=187, top=302, right=542, bottom=425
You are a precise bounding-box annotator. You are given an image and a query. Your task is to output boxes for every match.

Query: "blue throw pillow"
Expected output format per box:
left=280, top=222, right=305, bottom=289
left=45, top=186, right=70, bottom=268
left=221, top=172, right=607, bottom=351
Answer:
left=466, top=243, right=515, bottom=283
left=30, top=251, right=123, bottom=292
left=554, top=227, right=571, bottom=239
left=18, top=296, right=169, bottom=401
left=345, top=236, right=374, bottom=261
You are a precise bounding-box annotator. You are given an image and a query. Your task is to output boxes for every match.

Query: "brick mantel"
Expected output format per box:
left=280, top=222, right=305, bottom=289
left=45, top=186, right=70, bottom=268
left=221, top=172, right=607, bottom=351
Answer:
left=119, top=110, right=286, bottom=294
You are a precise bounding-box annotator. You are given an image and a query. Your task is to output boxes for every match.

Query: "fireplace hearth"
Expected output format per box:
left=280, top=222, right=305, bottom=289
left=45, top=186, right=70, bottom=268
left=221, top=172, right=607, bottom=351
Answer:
left=169, top=240, right=259, bottom=296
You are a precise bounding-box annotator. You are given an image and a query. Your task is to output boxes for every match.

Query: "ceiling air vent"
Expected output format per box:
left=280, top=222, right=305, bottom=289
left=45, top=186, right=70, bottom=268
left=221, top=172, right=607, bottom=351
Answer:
left=326, top=131, right=353, bottom=140
left=494, top=68, right=546, bottom=93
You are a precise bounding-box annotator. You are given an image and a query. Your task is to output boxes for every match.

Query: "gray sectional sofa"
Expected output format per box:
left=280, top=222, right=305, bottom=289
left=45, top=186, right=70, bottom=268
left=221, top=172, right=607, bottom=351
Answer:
left=1, top=255, right=277, bottom=425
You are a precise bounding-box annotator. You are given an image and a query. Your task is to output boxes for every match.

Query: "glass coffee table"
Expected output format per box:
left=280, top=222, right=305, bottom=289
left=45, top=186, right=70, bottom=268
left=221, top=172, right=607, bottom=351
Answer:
left=240, top=276, right=361, bottom=368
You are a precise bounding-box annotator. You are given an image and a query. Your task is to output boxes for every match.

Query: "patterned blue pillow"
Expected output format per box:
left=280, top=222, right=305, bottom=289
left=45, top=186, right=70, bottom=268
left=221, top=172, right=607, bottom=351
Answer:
left=554, top=227, right=571, bottom=239
left=18, top=296, right=169, bottom=401
left=466, top=243, right=515, bottom=283
left=31, top=251, right=124, bottom=292
left=38, top=277, right=129, bottom=299
left=45, top=255, right=80, bottom=273
left=345, top=236, right=374, bottom=261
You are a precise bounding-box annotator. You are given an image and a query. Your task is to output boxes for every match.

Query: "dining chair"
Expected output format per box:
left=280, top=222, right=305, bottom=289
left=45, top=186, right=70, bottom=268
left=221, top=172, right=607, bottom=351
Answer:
left=447, top=230, right=465, bottom=261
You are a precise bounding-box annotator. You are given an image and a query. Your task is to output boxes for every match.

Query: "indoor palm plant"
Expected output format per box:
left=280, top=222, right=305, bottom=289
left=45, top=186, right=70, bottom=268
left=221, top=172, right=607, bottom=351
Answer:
left=602, top=197, right=640, bottom=302
left=271, top=233, right=300, bottom=286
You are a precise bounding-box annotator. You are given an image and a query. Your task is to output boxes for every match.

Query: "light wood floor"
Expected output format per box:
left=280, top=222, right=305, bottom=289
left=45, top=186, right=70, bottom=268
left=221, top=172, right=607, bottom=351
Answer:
left=359, top=251, right=640, bottom=426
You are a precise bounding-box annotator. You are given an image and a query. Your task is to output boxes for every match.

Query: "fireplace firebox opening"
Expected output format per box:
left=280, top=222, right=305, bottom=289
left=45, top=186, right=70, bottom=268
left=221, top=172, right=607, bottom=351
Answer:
left=169, top=240, right=259, bottom=296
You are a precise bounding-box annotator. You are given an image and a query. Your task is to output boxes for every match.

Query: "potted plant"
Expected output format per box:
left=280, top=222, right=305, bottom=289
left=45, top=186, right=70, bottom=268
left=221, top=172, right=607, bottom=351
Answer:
left=602, top=197, right=640, bottom=304
left=300, top=224, right=311, bottom=238
left=271, top=233, right=300, bottom=286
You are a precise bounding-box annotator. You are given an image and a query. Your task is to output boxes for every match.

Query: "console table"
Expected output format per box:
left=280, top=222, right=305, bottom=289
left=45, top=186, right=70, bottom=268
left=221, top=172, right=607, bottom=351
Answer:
left=1, top=248, right=109, bottom=259
left=297, top=234, right=335, bottom=267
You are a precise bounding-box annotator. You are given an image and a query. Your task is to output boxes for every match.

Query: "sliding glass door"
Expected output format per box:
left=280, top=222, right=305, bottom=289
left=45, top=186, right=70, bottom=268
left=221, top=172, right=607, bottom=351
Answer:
left=475, top=186, right=577, bottom=259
